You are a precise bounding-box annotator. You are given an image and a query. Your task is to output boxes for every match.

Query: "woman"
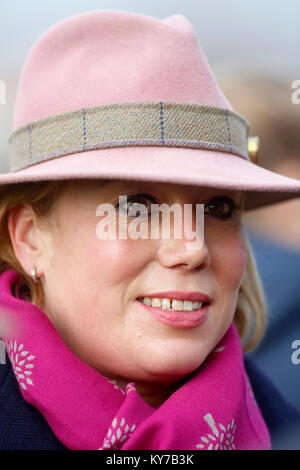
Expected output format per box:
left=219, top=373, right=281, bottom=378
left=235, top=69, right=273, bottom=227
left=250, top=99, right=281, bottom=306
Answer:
left=0, top=10, right=300, bottom=450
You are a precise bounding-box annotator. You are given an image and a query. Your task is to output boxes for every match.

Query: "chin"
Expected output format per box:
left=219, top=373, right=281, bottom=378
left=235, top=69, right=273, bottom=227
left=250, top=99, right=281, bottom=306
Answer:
left=140, top=353, right=206, bottom=382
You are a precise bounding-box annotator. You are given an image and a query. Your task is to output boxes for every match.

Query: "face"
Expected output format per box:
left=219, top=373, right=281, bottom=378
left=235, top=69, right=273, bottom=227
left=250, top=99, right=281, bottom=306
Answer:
left=13, top=180, right=247, bottom=398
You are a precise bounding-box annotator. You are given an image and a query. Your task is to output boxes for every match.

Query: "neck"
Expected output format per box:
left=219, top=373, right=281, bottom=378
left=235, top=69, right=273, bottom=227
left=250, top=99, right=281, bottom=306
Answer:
left=108, top=375, right=182, bottom=409
left=133, top=381, right=179, bottom=409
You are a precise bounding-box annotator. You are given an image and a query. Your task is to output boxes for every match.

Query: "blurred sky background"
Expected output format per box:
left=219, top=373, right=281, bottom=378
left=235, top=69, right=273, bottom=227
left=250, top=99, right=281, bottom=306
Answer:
left=1, top=0, right=300, bottom=171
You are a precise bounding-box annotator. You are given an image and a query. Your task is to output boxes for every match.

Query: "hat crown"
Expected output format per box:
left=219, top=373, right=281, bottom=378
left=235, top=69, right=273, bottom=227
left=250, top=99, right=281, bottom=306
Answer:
left=2, top=10, right=299, bottom=211
left=13, top=10, right=232, bottom=129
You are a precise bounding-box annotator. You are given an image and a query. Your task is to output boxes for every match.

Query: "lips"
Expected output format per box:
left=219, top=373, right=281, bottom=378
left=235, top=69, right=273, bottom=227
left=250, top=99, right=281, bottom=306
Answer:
left=135, top=295, right=210, bottom=329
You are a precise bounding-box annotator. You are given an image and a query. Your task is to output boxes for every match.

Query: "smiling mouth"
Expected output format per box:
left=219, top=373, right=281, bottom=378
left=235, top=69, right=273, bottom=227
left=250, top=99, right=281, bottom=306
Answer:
left=136, top=296, right=210, bottom=313
left=135, top=297, right=210, bottom=328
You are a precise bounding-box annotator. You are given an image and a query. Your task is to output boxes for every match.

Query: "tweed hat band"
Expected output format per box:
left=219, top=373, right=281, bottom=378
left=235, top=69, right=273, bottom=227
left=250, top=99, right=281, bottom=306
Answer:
left=8, top=102, right=250, bottom=172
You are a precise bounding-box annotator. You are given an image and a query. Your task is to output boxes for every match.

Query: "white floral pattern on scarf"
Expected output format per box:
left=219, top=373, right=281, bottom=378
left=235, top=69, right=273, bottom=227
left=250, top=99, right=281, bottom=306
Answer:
left=196, top=413, right=236, bottom=450
left=98, top=416, right=137, bottom=450
left=4, top=339, right=35, bottom=391
left=106, top=379, right=136, bottom=396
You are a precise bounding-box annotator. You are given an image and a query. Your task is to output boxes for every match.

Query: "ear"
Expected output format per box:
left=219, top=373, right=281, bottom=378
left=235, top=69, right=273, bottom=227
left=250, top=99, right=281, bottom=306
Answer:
left=7, top=204, right=42, bottom=279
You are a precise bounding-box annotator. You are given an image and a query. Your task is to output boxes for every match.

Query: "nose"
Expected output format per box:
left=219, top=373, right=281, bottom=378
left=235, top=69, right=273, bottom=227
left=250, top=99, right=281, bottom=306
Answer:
left=156, top=209, right=211, bottom=272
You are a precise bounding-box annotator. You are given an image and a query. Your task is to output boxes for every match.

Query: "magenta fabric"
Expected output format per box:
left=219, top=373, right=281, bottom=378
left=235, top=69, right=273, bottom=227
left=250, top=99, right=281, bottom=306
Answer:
left=0, top=269, right=271, bottom=450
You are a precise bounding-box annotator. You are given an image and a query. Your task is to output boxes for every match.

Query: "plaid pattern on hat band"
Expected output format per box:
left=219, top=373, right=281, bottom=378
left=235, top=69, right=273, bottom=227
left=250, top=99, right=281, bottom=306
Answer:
left=8, top=102, right=250, bottom=172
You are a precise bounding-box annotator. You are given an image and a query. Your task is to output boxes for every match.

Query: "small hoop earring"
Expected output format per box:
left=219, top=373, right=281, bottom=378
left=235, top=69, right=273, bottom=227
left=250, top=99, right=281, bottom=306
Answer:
left=31, top=267, right=39, bottom=283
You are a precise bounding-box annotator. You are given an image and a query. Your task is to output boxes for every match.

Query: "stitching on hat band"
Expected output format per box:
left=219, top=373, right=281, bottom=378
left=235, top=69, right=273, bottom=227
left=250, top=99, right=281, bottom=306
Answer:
left=8, top=102, right=250, bottom=172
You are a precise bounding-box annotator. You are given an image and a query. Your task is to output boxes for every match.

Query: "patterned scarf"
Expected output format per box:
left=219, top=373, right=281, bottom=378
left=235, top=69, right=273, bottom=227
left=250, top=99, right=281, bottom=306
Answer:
left=0, top=269, right=271, bottom=450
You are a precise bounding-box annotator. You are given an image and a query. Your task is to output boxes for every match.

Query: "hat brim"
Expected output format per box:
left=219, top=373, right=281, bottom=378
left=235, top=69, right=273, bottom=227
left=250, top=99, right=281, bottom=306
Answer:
left=1, top=146, right=300, bottom=211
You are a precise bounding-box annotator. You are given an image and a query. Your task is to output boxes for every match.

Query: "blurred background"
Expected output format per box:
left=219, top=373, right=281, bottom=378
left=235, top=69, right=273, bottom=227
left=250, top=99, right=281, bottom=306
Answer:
left=1, top=0, right=300, bottom=410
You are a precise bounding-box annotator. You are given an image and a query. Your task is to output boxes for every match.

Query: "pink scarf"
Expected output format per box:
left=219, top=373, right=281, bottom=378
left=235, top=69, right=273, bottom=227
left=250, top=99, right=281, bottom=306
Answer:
left=0, top=269, right=271, bottom=450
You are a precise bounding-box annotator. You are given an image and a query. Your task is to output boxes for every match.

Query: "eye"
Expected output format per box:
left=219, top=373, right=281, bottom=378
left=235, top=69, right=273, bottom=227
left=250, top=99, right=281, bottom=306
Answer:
left=116, top=193, right=157, bottom=218
left=204, top=196, right=240, bottom=219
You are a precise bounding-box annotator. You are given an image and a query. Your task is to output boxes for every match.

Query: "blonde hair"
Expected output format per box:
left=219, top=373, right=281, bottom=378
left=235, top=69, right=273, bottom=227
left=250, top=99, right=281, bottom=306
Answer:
left=0, top=180, right=266, bottom=352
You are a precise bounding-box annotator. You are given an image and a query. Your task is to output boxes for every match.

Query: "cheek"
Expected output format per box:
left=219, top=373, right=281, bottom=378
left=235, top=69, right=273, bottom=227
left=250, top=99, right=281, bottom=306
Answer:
left=46, top=208, right=154, bottom=302
left=73, top=236, right=153, bottom=289
left=209, top=224, right=247, bottom=291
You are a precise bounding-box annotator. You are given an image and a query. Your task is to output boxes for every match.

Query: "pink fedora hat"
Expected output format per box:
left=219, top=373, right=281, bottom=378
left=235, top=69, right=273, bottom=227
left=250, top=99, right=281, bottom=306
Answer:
left=1, top=9, right=300, bottom=211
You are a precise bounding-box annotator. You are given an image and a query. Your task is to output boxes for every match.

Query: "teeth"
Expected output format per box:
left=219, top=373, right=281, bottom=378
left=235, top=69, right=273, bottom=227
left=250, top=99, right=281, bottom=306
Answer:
left=193, top=301, right=202, bottom=310
left=143, top=297, right=152, bottom=306
left=161, top=298, right=170, bottom=310
left=183, top=300, right=193, bottom=311
left=151, top=298, right=161, bottom=308
left=138, top=297, right=204, bottom=312
left=172, top=300, right=183, bottom=311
